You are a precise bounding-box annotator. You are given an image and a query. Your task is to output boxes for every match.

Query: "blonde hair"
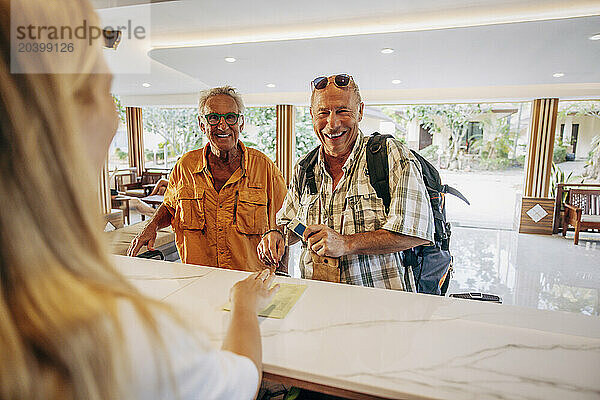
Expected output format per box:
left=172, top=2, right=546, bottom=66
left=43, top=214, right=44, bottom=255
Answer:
left=0, top=1, right=174, bottom=398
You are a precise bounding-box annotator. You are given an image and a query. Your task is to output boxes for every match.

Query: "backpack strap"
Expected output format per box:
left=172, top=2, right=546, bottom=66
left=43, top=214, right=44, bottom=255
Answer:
left=366, top=132, right=393, bottom=214
left=296, top=145, right=320, bottom=197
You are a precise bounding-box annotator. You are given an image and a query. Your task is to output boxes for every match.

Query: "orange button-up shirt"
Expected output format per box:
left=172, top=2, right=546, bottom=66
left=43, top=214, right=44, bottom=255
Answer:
left=163, top=142, right=287, bottom=271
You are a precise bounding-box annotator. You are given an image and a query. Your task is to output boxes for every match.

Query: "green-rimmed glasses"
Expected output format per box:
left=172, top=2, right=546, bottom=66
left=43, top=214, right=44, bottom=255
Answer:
left=204, top=112, right=241, bottom=126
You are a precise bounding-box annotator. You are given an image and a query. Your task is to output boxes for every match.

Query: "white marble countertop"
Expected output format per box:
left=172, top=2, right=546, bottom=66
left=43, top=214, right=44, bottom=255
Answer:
left=114, top=255, right=600, bottom=399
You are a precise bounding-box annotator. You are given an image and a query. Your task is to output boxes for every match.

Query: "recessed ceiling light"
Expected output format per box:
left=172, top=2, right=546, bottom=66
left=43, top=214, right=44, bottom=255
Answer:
left=142, top=82, right=151, bottom=87
left=224, top=57, right=236, bottom=63
left=553, top=72, right=565, bottom=78
left=589, top=33, right=600, bottom=41
left=381, top=48, right=394, bottom=54
left=266, top=83, right=276, bottom=88
left=391, top=79, right=402, bottom=84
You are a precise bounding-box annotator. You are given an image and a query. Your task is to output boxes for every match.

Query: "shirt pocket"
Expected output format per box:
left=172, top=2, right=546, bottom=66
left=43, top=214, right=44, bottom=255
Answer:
left=346, top=185, right=387, bottom=233
left=299, top=192, right=319, bottom=225
left=236, top=188, right=268, bottom=234
left=176, top=187, right=205, bottom=230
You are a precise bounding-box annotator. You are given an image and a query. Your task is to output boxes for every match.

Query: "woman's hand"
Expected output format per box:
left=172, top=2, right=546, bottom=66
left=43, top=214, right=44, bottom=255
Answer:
left=230, top=269, right=280, bottom=313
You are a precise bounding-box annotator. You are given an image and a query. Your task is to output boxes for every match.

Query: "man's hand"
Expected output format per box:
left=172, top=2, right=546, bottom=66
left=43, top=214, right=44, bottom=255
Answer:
left=127, top=224, right=158, bottom=257
left=303, top=224, right=349, bottom=258
left=257, top=231, right=285, bottom=267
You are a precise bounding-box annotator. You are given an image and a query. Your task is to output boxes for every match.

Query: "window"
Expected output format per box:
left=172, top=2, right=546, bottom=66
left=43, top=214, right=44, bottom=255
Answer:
left=295, top=106, right=319, bottom=161
left=108, top=120, right=129, bottom=171
left=142, top=107, right=203, bottom=169
left=108, top=96, right=129, bottom=171
left=241, top=107, right=276, bottom=161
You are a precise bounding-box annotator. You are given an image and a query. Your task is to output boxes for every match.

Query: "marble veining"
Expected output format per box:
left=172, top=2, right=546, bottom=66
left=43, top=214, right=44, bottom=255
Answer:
left=258, top=314, right=490, bottom=338
left=330, top=340, right=600, bottom=399
left=125, top=273, right=212, bottom=280
left=113, top=256, right=600, bottom=400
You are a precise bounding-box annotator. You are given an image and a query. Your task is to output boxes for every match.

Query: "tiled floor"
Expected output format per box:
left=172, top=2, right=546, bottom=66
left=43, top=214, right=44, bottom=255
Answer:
left=448, top=226, right=600, bottom=316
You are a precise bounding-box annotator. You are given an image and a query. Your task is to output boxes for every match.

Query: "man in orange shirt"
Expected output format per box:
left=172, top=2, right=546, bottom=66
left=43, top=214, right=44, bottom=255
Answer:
left=128, top=86, right=287, bottom=272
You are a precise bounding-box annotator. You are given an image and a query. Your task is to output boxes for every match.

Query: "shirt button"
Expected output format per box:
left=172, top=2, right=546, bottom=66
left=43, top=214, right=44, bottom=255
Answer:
left=219, top=204, right=223, bottom=208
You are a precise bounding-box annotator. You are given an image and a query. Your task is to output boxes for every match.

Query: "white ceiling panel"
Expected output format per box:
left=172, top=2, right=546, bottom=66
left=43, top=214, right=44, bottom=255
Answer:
left=99, top=0, right=600, bottom=104
left=148, top=16, right=600, bottom=94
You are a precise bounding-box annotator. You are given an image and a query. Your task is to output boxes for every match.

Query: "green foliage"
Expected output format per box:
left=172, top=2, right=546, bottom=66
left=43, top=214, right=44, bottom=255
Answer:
left=481, top=124, right=513, bottom=160
left=145, top=149, right=165, bottom=161
left=143, top=107, right=202, bottom=158
left=558, top=100, right=600, bottom=121
left=419, top=144, right=439, bottom=162
left=404, top=104, right=490, bottom=163
left=479, top=158, right=514, bottom=170
left=114, top=147, right=127, bottom=160
left=381, top=107, right=409, bottom=138
left=382, top=104, right=528, bottom=171
left=584, top=135, right=600, bottom=180
left=551, top=163, right=583, bottom=197
left=553, top=142, right=567, bottom=163
left=112, top=95, right=126, bottom=124
left=243, top=107, right=276, bottom=159
left=295, top=107, right=319, bottom=159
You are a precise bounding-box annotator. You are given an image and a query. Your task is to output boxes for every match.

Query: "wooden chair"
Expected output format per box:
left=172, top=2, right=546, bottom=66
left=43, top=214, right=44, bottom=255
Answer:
left=113, top=168, right=137, bottom=192
left=553, top=183, right=600, bottom=234
left=124, top=170, right=166, bottom=197
left=562, top=189, right=600, bottom=244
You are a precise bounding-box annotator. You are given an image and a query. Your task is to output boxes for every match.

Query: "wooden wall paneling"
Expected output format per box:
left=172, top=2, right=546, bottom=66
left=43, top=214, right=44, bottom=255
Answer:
left=276, top=104, right=295, bottom=185
left=126, top=106, right=145, bottom=178
left=519, top=197, right=555, bottom=234
left=524, top=99, right=558, bottom=198
left=519, top=98, right=558, bottom=234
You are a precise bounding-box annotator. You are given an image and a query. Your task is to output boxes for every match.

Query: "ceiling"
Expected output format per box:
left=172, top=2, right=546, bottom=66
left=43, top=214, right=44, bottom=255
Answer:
left=97, top=0, right=600, bottom=106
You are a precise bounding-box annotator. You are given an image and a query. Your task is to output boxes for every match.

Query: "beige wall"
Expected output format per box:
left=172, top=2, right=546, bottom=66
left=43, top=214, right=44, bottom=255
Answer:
left=557, top=115, right=600, bottom=159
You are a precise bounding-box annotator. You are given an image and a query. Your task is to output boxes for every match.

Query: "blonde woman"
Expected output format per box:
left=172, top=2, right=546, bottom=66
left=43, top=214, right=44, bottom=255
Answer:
left=0, top=1, right=277, bottom=399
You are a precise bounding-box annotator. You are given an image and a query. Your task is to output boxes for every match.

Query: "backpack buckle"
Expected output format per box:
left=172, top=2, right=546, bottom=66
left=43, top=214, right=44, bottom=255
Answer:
left=370, top=142, right=383, bottom=153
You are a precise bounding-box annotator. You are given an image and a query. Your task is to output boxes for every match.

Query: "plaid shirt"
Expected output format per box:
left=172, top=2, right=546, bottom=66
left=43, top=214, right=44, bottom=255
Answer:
left=277, top=131, right=434, bottom=291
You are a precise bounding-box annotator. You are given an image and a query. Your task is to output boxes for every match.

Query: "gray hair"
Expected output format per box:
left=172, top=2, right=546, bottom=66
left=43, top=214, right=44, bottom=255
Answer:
left=198, top=86, right=246, bottom=115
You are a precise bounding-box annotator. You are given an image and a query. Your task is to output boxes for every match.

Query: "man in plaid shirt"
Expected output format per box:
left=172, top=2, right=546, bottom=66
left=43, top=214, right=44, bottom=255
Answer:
left=258, top=74, right=433, bottom=291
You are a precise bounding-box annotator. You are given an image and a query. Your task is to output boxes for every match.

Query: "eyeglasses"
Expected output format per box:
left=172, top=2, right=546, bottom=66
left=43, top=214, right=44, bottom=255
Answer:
left=311, top=74, right=353, bottom=90
left=204, top=112, right=241, bottom=126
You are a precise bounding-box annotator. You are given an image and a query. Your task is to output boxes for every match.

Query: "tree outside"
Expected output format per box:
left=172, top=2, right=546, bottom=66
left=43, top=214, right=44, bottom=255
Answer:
left=108, top=95, right=129, bottom=171
left=376, top=103, right=530, bottom=230
left=241, top=107, right=277, bottom=160
left=142, top=107, right=202, bottom=168
left=295, top=107, right=319, bottom=161
left=557, top=100, right=600, bottom=181
left=381, top=103, right=529, bottom=171
left=141, top=106, right=278, bottom=166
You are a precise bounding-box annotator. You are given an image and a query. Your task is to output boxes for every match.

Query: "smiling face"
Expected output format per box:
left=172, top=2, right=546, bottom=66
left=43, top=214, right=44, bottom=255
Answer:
left=310, top=83, right=364, bottom=158
left=199, top=94, right=243, bottom=155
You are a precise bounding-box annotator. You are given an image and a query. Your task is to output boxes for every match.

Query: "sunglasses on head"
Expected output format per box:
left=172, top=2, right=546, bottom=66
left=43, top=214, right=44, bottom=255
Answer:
left=311, top=74, right=353, bottom=90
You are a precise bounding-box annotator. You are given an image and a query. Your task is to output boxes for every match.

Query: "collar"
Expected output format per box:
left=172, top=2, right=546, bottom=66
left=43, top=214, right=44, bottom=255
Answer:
left=194, top=141, right=248, bottom=175
left=318, top=129, right=365, bottom=173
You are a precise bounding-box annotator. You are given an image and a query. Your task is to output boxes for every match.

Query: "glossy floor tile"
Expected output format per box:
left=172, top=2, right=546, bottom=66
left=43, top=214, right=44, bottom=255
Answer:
left=448, top=227, right=600, bottom=316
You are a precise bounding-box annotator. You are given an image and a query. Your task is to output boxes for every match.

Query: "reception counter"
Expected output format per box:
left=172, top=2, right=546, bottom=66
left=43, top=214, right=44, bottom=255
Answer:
left=114, top=255, right=600, bottom=399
